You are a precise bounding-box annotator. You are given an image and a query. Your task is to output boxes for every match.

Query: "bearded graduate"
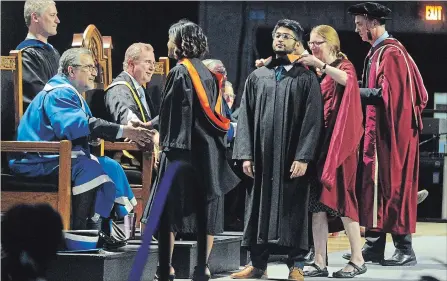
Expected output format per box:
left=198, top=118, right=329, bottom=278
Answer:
left=231, top=19, right=323, bottom=281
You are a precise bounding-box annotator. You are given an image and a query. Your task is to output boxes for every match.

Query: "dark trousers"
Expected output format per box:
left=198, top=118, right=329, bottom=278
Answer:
left=250, top=244, right=308, bottom=270
left=71, top=188, right=97, bottom=230
left=363, top=230, right=414, bottom=255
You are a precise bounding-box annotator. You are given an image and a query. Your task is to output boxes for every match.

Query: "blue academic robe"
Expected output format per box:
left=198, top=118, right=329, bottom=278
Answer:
left=9, top=75, right=136, bottom=218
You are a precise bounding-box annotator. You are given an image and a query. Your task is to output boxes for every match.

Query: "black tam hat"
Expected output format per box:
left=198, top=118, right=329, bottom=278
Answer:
left=348, top=2, right=392, bottom=20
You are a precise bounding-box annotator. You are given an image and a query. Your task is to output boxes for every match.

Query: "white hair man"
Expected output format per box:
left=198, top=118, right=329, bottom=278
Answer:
left=105, top=42, right=159, bottom=130
left=9, top=48, right=156, bottom=241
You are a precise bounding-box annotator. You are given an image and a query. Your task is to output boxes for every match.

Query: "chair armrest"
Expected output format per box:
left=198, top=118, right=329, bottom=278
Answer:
left=1, top=141, right=64, bottom=153
left=1, top=140, right=72, bottom=230
left=102, top=141, right=154, bottom=153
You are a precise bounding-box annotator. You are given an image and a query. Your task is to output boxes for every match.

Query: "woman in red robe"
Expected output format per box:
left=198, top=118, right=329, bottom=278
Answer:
left=298, top=25, right=365, bottom=278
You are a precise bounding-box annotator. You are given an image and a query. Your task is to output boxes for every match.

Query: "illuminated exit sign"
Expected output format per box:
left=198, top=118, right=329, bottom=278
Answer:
left=426, top=5, right=443, bottom=21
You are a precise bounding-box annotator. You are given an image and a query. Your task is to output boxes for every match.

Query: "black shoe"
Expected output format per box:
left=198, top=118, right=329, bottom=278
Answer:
left=342, top=250, right=383, bottom=263
left=98, top=231, right=127, bottom=250
left=381, top=251, right=417, bottom=266
left=332, top=261, right=367, bottom=278
left=304, top=247, right=315, bottom=266
left=303, top=263, right=329, bottom=277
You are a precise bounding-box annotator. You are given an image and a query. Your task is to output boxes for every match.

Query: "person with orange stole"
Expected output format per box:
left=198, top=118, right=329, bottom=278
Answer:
left=140, top=20, right=240, bottom=280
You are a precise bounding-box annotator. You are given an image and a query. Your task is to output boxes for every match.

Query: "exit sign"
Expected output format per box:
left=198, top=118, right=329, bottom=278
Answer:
left=426, top=5, right=443, bottom=21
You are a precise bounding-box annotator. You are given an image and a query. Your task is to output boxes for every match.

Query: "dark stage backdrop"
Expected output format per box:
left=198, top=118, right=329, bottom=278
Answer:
left=1, top=1, right=199, bottom=77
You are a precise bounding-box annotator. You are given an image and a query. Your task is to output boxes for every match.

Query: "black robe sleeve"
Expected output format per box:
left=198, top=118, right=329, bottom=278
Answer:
left=359, top=87, right=383, bottom=104
left=294, top=73, right=323, bottom=162
left=159, top=65, right=193, bottom=150
left=88, top=117, right=121, bottom=141
left=232, top=74, right=256, bottom=161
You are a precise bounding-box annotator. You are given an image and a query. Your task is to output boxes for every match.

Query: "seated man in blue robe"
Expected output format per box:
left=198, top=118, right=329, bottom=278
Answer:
left=9, top=47, right=156, bottom=232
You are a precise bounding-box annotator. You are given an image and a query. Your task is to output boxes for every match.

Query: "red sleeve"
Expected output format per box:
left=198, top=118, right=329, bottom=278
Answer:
left=320, top=60, right=364, bottom=190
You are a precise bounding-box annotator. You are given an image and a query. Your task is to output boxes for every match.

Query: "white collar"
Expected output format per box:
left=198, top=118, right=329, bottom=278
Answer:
left=123, top=71, right=143, bottom=95
left=276, top=65, right=293, bottom=72
left=25, top=32, right=39, bottom=40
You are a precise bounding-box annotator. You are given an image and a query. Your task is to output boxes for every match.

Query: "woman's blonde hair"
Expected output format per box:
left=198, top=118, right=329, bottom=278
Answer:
left=311, top=25, right=347, bottom=60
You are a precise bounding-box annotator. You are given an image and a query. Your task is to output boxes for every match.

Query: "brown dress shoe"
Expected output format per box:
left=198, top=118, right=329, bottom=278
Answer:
left=288, top=267, right=304, bottom=281
left=230, top=265, right=267, bottom=279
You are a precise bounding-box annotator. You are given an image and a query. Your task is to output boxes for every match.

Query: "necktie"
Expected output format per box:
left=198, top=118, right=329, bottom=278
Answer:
left=276, top=65, right=285, bottom=81
left=137, top=87, right=151, bottom=119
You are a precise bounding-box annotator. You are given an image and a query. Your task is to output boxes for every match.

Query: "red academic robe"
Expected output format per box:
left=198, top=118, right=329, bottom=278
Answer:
left=318, top=59, right=364, bottom=223
left=361, top=38, right=428, bottom=234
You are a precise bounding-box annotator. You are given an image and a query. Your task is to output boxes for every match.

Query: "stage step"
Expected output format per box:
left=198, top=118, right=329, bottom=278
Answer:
left=217, top=231, right=249, bottom=266
left=46, top=244, right=158, bottom=281
left=129, top=235, right=241, bottom=278
left=217, top=231, right=294, bottom=265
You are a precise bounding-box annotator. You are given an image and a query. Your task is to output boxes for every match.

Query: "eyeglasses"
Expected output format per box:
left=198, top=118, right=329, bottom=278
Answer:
left=308, top=41, right=326, bottom=47
left=272, top=32, right=297, bottom=41
left=72, top=64, right=98, bottom=73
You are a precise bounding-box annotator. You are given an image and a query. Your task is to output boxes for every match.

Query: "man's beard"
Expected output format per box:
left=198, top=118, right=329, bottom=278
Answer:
left=273, top=46, right=293, bottom=56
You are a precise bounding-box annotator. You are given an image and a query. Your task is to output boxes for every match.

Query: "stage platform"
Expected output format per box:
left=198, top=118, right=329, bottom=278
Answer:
left=43, top=222, right=446, bottom=280
left=203, top=222, right=447, bottom=281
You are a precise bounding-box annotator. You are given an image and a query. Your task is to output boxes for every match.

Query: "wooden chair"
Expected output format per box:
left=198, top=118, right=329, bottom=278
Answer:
left=71, top=25, right=156, bottom=224
left=0, top=53, right=72, bottom=230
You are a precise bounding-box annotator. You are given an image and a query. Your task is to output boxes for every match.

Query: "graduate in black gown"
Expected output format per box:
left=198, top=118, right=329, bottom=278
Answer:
left=141, top=20, right=240, bottom=280
left=231, top=19, right=323, bottom=281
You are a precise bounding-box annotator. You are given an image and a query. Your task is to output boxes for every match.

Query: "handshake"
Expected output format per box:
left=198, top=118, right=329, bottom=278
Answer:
left=122, top=119, right=159, bottom=151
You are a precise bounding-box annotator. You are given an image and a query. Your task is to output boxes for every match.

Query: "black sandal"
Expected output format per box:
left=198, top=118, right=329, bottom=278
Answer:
left=303, top=263, right=329, bottom=277
left=192, top=264, right=211, bottom=281
left=332, top=261, right=367, bottom=278
left=154, top=265, right=176, bottom=281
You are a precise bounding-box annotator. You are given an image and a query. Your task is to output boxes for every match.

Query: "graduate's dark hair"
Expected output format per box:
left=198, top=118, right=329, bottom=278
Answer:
left=273, top=19, right=304, bottom=43
left=168, top=19, right=208, bottom=59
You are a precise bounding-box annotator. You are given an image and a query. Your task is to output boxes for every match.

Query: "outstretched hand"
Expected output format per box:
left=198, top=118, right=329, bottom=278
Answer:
left=242, top=160, right=254, bottom=178
left=128, top=119, right=153, bottom=130
left=297, top=54, right=323, bottom=68
left=290, top=161, right=308, bottom=178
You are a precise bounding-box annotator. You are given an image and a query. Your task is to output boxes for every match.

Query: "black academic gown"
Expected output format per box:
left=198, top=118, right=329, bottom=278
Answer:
left=233, top=59, right=323, bottom=250
left=141, top=58, right=240, bottom=234
left=16, top=39, right=60, bottom=111
left=105, top=71, right=159, bottom=129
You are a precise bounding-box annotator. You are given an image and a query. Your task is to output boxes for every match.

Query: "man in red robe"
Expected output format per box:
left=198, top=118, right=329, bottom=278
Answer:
left=343, top=2, right=428, bottom=266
